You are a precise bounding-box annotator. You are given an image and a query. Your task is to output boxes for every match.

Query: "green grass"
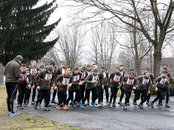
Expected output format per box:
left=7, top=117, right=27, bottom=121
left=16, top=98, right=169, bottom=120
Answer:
left=0, top=87, right=79, bottom=130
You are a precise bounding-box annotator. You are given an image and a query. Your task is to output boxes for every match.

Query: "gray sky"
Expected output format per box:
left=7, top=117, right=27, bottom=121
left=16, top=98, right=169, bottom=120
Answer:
left=41, top=0, right=174, bottom=59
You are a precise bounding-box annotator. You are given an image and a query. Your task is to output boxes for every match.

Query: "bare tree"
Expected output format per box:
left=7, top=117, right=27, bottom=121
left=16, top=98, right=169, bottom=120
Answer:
left=40, top=47, right=61, bottom=66
left=119, top=21, right=153, bottom=75
left=69, top=0, right=174, bottom=77
left=87, top=21, right=118, bottom=72
left=55, top=25, right=84, bottom=69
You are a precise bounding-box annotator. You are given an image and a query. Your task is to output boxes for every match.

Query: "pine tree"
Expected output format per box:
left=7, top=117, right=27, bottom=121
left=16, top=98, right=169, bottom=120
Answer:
left=0, top=0, right=61, bottom=65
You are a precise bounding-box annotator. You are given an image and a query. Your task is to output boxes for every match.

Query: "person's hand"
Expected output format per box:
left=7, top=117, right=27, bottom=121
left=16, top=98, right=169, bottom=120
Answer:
left=54, top=86, right=57, bottom=90
left=32, top=85, right=35, bottom=89
left=155, top=87, right=158, bottom=92
left=67, top=83, right=72, bottom=89
left=92, top=80, right=98, bottom=84
left=28, top=84, right=31, bottom=89
left=37, top=86, right=40, bottom=90
left=148, top=91, right=150, bottom=94
left=79, top=81, right=84, bottom=85
left=133, top=87, right=136, bottom=90
left=102, top=85, right=104, bottom=89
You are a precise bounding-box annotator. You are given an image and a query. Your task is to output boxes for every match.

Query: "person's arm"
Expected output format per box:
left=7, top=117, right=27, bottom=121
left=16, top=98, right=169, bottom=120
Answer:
left=14, top=65, right=21, bottom=79
left=85, top=74, right=93, bottom=83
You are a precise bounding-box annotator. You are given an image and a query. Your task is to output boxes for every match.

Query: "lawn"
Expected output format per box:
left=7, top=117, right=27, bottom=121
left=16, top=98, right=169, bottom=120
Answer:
left=0, top=87, right=79, bottom=130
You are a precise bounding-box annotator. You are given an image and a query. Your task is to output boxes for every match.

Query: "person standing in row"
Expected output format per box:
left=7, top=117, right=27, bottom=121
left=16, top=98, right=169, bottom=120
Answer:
left=4, top=55, right=23, bottom=116
left=123, top=70, right=137, bottom=110
left=81, top=68, right=99, bottom=108
left=151, top=70, right=169, bottom=109
left=67, top=67, right=82, bottom=108
left=17, top=64, right=29, bottom=109
left=98, top=67, right=109, bottom=106
left=79, top=66, right=88, bottom=106
left=118, top=65, right=125, bottom=106
left=34, top=66, right=54, bottom=111
left=56, top=67, right=71, bottom=110
left=133, top=71, right=152, bottom=109
left=109, top=67, right=123, bottom=107
left=50, top=61, right=58, bottom=104
left=27, top=60, right=39, bottom=105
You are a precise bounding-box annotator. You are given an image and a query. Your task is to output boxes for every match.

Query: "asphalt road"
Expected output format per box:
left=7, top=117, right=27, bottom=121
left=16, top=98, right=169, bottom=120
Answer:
left=23, top=98, right=174, bottom=130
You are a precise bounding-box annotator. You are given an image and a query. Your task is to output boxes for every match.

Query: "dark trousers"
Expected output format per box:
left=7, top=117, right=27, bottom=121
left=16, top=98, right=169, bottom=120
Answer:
left=31, top=86, right=36, bottom=102
left=97, top=85, right=103, bottom=104
left=52, top=89, right=57, bottom=101
left=162, top=87, right=170, bottom=104
left=67, top=89, right=81, bottom=104
left=110, top=87, right=119, bottom=104
left=80, top=84, right=85, bottom=102
left=57, top=88, right=67, bottom=105
left=17, top=84, right=26, bottom=106
left=24, top=88, right=31, bottom=104
left=82, top=87, right=98, bottom=104
left=36, top=89, right=50, bottom=107
left=5, top=82, right=18, bottom=113
left=104, top=85, right=109, bottom=102
left=152, top=87, right=163, bottom=105
left=124, top=89, right=132, bottom=105
left=134, top=89, right=147, bottom=105
left=119, top=85, right=124, bottom=102
left=146, top=93, right=151, bottom=103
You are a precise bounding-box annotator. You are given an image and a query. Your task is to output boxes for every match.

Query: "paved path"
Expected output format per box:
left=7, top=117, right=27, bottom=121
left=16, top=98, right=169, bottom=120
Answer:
left=23, top=98, right=174, bottom=130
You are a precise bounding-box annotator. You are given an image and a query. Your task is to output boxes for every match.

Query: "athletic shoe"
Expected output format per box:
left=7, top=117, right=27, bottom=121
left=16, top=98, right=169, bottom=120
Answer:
left=165, top=104, right=170, bottom=108
left=23, top=104, right=27, bottom=107
left=127, top=102, right=130, bottom=106
left=51, top=100, right=56, bottom=104
left=34, top=102, right=38, bottom=110
left=7, top=112, right=11, bottom=116
left=106, top=102, right=110, bottom=106
left=118, top=102, right=123, bottom=106
left=25, top=100, right=29, bottom=105
left=80, top=103, right=85, bottom=109
left=157, top=104, right=162, bottom=109
left=97, top=103, right=102, bottom=108
left=123, top=105, right=127, bottom=110
left=71, top=102, right=77, bottom=108
left=150, top=102, right=154, bottom=108
left=48, top=104, right=51, bottom=107
left=92, top=102, right=97, bottom=108
left=63, top=104, right=69, bottom=110
left=56, top=105, right=62, bottom=110
left=9, top=112, right=19, bottom=117
left=38, top=103, right=41, bottom=108
left=112, top=104, right=116, bottom=107
left=44, top=107, right=50, bottom=111
left=31, top=101, right=35, bottom=105
left=138, top=104, right=143, bottom=109
left=20, top=106, right=24, bottom=109
left=133, top=101, right=137, bottom=106
left=17, top=104, right=21, bottom=108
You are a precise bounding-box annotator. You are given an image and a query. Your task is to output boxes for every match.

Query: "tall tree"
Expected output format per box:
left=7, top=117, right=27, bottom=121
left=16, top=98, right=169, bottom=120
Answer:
left=88, top=21, right=118, bottom=72
left=0, top=0, right=60, bottom=65
left=70, top=0, right=174, bottom=77
left=56, top=25, right=83, bottom=70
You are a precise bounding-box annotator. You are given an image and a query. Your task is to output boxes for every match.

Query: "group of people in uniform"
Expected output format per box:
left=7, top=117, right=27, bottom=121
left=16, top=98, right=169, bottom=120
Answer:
left=4, top=55, right=172, bottom=116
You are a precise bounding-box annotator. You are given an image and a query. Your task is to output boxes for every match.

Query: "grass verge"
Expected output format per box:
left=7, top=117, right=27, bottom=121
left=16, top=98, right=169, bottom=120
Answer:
left=0, top=87, right=79, bottom=130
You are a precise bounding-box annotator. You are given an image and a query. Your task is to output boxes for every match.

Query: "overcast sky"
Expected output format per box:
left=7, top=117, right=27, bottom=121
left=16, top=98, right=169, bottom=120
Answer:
left=40, top=0, right=174, bottom=59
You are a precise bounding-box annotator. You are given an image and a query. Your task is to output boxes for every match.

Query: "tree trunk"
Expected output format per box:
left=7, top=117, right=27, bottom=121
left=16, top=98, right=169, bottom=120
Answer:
left=153, top=45, right=162, bottom=78
left=135, top=59, right=142, bottom=75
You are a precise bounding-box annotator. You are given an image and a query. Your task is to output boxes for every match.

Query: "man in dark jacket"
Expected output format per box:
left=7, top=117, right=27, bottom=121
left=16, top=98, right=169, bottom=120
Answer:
left=4, top=55, right=23, bottom=116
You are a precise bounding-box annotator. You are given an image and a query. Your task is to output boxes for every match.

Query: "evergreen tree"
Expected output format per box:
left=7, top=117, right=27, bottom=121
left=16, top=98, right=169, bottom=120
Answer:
left=0, top=0, right=61, bottom=65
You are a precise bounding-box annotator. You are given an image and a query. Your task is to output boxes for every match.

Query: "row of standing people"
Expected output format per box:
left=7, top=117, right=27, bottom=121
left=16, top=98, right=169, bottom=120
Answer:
left=4, top=55, right=171, bottom=117
left=17, top=60, right=171, bottom=111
